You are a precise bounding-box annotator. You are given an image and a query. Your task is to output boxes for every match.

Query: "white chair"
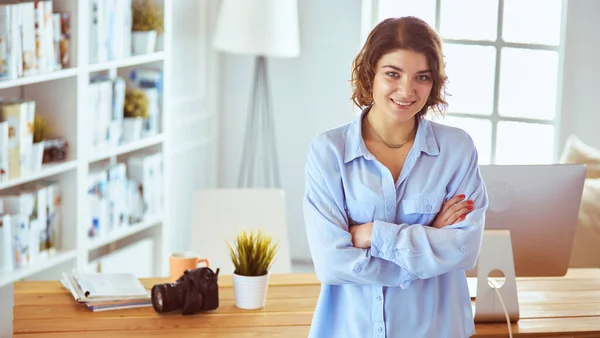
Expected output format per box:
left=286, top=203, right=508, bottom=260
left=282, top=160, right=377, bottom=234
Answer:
left=189, top=188, right=292, bottom=275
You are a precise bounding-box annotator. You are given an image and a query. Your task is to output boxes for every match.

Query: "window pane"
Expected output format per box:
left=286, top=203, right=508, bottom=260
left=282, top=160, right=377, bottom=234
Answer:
left=503, top=0, right=563, bottom=46
left=495, top=121, right=555, bottom=164
left=378, top=0, right=436, bottom=27
left=433, top=116, right=492, bottom=165
left=440, top=0, right=498, bottom=41
left=498, top=48, right=559, bottom=120
left=444, top=43, right=496, bottom=115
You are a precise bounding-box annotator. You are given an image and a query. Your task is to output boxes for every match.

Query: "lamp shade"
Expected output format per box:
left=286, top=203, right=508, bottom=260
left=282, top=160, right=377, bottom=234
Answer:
left=213, top=0, right=300, bottom=58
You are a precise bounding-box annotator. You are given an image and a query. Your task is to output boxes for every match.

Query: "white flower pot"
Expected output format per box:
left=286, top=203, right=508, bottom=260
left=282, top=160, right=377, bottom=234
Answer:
left=31, top=141, right=45, bottom=172
left=132, top=30, right=157, bottom=55
left=122, top=117, right=143, bottom=143
left=232, top=272, right=270, bottom=310
left=155, top=33, right=164, bottom=51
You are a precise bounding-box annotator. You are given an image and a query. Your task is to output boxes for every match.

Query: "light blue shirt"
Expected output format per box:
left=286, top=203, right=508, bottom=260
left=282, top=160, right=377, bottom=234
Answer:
left=303, top=108, right=488, bottom=338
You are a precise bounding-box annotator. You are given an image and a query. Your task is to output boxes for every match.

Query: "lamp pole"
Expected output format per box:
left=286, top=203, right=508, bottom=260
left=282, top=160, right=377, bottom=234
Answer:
left=237, top=56, right=281, bottom=188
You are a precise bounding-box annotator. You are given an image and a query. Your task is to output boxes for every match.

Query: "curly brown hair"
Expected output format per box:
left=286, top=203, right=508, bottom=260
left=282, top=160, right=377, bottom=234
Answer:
left=351, top=16, right=448, bottom=117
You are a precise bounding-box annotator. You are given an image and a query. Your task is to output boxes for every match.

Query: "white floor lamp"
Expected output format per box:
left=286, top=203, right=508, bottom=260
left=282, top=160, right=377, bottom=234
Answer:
left=213, top=0, right=300, bottom=188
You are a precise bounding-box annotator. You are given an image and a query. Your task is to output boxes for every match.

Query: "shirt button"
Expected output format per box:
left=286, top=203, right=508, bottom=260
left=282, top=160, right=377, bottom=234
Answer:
left=378, top=327, right=383, bottom=333
left=354, top=264, right=362, bottom=272
left=426, top=205, right=432, bottom=212
left=460, top=247, right=467, bottom=253
left=388, top=205, right=394, bottom=211
left=376, top=295, right=381, bottom=301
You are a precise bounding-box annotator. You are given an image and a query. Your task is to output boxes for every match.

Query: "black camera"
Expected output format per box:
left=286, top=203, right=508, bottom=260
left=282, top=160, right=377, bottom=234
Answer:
left=151, top=267, right=220, bottom=315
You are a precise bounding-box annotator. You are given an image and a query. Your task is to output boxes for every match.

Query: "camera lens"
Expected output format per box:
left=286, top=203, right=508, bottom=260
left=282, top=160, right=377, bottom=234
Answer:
left=151, top=283, right=185, bottom=313
left=156, top=291, right=163, bottom=307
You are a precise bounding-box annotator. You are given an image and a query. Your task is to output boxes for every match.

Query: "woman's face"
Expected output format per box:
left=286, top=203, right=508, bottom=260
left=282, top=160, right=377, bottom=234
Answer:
left=371, top=49, right=434, bottom=124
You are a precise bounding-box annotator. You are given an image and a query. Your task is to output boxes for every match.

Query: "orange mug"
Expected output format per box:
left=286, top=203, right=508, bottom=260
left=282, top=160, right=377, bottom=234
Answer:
left=169, top=252, right=210, bottom=282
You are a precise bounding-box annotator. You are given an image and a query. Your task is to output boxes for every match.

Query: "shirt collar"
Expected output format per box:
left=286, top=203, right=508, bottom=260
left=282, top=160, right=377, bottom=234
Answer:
left=343, top=106, right=440, bottom=164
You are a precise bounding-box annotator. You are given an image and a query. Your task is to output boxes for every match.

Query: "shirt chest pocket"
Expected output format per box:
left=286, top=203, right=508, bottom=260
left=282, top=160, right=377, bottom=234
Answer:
left=345, top=200, right=376, bottom=226
left=401, top=192, right=445, bottom=225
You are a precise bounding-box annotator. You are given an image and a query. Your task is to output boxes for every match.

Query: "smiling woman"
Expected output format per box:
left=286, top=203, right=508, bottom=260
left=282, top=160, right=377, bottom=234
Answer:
left=303, top=16, right=488, bottom=338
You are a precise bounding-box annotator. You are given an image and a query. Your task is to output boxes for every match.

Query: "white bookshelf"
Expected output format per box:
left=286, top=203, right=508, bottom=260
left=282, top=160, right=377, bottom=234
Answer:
left=87, top=215, right=162, bottom=252
left=0, top=250, right=77, bottom=288
left=0, top=0, right=173, bottom=288
left=0, top=68, right=79, bottom=90
left=88, top=133, right=165, bottom=163
left=88, top=51, right=165, bottom=72
left=0, top=160, right=78, bottom=190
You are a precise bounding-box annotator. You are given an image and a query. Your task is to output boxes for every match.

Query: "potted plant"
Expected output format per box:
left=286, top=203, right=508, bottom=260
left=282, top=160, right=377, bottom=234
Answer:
left=122, top=88, right=149, bottom=142
left=31, top=115, right=48, bottom=172
left=131, top=0, right=164, bottom=55
left=226, top=228, right=280, bottom=310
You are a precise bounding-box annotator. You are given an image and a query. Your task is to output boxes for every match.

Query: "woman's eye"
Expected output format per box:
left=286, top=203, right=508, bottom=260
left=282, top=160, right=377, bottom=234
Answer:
left=417, top=75, right=431, bottom=81
left=386, top=71, right=399, bottom=78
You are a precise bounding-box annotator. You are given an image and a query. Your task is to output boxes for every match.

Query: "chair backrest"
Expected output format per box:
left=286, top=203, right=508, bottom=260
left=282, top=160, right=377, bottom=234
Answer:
left=190, top=188, right=292, bottom=275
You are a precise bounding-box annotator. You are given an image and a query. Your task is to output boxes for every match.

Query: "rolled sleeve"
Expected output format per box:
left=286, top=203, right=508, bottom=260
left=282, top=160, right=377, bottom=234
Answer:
left=371, top=220, right=409, bottom=260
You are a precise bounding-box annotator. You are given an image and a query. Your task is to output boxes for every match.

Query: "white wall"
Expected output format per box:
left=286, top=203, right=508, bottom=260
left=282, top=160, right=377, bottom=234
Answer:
left=558, top=0, right=600, bottom=153
left=217, top=0, right=362, bottom=261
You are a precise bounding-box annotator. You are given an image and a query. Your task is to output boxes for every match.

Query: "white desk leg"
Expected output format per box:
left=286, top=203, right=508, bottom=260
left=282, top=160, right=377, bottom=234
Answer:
left=0, top=283, right=13, bottom=338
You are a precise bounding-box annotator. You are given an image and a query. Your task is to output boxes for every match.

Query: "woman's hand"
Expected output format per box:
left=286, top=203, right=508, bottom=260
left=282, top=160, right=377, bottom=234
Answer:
left=431, top=194, right=473, bottom=229
left=350, top=222, right=373, bottom=248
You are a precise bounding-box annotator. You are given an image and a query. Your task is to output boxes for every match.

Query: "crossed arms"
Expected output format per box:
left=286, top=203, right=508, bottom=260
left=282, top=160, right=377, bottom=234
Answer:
left=303, top=141, right=488, bottom=287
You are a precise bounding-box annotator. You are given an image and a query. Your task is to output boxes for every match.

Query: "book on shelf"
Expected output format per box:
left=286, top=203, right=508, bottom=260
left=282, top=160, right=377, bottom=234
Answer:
left=0, top=180, right=62, bottom=270
left=0, top=121, right=9, bottom=182
left=129, top=68, right=162, bottom=138
left=87, top=68, right=164, bottom=151
left=0, top=1, right=70, bottom=81
left=88, top=75, right=128, bottom=151
left=87, top=162, right=132, bottom=239
left=60, top=270, right=152, bottom=312
left=89, top=75, right=114, bottom=151
left=0, top=96, right=71, bottom=181
left=87, top=153, right=163, bottom=240
left=128, top=152, right=163, bottom=219
left=0, top=213, right=16, bottom=271
left=89, top=0, right=133, bottom=64
left=1, top=99, right=35, bottom=180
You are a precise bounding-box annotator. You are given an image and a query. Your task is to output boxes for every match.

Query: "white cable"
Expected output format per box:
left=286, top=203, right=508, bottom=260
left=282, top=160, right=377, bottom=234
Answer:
left=487, top=277, right=513, bottom=338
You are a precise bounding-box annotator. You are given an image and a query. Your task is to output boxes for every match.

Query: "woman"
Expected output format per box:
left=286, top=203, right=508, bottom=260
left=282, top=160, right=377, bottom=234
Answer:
left=303, top=16, right=488, bottom=337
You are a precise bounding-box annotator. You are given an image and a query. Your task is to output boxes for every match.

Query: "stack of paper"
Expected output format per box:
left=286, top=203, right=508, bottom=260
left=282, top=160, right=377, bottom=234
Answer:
left=60, top=270, right=152, bottom=312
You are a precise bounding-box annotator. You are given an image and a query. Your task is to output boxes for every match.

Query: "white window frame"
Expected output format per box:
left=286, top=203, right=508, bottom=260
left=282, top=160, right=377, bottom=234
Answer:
left=362, top=0, right=568, bottom=164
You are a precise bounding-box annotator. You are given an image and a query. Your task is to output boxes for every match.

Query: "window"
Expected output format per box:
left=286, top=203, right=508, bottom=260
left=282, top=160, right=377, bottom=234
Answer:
left=368, top=0, right=566, bottom=165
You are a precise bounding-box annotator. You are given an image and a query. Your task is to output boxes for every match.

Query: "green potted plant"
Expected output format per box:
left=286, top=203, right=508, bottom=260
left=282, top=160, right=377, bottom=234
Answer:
left=122, top=88, right=149, bottom=142
left=226, top=227, right=280, bottom=310
left=31, top=115, right=49, bottom=172
left=131, top=0, right=164, bottom=55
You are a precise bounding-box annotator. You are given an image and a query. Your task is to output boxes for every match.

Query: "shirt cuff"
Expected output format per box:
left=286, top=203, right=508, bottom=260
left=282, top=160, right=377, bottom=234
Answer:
left=371, top=220, right=401, bottom=260
left=371, top=220, right=418, bottom=288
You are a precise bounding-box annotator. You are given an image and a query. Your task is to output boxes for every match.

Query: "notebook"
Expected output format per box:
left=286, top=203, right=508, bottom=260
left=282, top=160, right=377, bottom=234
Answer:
left=61, top=270, right=151, bottom=303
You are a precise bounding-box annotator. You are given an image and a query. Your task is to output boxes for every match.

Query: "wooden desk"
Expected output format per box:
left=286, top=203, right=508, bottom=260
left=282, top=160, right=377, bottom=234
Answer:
left=12, top=269, right=600, bottom=337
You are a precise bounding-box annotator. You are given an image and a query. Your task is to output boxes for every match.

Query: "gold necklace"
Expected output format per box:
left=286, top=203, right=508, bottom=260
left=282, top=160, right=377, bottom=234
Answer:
left=365, top=117, right=415, bottom=149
